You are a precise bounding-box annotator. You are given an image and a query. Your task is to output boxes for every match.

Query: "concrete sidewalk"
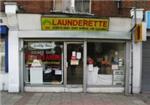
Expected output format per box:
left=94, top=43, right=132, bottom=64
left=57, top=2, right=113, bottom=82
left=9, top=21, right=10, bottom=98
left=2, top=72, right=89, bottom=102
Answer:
left=0, top=92, right=149, bottom=105
left=135, top=93, right=150, bottom=105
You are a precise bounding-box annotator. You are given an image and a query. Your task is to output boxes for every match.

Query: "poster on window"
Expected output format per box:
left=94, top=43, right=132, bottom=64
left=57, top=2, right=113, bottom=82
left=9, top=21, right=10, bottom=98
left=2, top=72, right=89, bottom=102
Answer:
left=77, top=52, right=81, bottom=59
left=70, top=60, right=79, bottom=65
left=88, top=64, right=94, bottom=71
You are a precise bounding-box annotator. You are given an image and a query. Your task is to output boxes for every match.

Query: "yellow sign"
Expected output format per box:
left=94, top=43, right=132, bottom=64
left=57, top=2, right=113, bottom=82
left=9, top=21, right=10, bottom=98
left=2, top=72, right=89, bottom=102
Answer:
left=41, top=17, right=109, bottom=31
left=134, top=23, right=142, bottom=43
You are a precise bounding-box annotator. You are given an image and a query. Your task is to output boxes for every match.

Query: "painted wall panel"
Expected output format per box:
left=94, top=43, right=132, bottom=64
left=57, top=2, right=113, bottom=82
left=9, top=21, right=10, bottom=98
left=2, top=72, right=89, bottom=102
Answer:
left=17, top=14, right=41, bottom=30
left=8, top=31, right=19, bottom=92
left=109, top=17, right=132, bottom=32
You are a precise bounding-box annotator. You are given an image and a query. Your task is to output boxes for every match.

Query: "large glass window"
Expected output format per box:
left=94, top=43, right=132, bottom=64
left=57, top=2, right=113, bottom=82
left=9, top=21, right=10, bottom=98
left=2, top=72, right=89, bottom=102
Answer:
left=87, top=42, right=125, bottom=86
left=24, top=41, right=63, bottom=85
left=0, top=38, right=5, bottom=73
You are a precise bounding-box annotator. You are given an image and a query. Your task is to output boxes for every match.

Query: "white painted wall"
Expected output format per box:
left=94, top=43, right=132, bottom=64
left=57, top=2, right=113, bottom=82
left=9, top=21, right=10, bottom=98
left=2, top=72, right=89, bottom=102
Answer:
left=17, top=14, right=41, bottom=30
left=7, top=14, right=18, bottom=28
left=0, top=13, right=8, bottom=26
left=109, top=17, right=132, bottom=32
left=131, top=12, right=143, bottom=93
left=0, top=73, right=8, bottom=91
left=8, top=31, right=19, bottom=92
left=133, top=42, right=142, bottom=93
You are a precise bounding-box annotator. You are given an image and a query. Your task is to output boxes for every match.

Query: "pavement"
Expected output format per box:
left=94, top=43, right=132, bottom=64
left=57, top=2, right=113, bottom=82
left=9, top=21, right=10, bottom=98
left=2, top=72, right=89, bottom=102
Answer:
left=135, top=93, right=150, bottom=105
left=0, top=92, right=150, bottom=105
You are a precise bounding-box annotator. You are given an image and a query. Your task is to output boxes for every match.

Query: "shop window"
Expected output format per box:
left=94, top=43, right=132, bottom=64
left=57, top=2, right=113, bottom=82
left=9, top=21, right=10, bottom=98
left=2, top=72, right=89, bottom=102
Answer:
left=87, top=42, right=125, bottom=86
left=24, top=41, right=63, bottom=85
left=53, top=0, right=90, bottom=13
left=0, top=39, right=5, bottom=73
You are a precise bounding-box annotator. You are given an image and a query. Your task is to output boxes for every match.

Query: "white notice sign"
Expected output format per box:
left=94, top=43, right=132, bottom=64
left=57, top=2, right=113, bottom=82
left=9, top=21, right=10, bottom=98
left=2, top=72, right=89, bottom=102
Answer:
left=72, top=51, right=76, bottom=57
left=77, top=52, right=81, bottom=59
left=112, top=64, right=118, bottom=70
left=55, top=70, right=62, bottom=75
left=88, top=64, right=93, bottom=71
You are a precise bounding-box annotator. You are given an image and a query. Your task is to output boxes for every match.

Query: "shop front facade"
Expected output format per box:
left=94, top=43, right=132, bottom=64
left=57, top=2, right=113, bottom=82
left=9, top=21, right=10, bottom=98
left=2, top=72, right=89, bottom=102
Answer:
left=22, top=39, right=129, bottom=93
left=7, top=14, right=134, bottom=93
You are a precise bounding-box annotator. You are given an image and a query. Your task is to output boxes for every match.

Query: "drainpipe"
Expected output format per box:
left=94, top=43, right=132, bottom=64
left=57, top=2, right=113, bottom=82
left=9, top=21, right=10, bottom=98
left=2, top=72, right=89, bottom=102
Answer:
left=131, top=7, right=136, bottom=94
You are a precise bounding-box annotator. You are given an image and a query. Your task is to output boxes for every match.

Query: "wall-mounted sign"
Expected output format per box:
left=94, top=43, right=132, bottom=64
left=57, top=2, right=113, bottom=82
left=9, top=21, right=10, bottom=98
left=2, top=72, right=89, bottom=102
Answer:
left=145, top=11, right=150, bottom=29
left=134, top=23, right=142, bottom=43
left=41, top=17, right=109, bottom=31
left=30, top=42, right=56, bottom=50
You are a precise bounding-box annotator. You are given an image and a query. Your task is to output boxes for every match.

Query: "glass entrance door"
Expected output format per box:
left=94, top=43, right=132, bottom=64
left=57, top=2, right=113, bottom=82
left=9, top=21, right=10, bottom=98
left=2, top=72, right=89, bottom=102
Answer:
left=66, top=43, right=83, bottom=85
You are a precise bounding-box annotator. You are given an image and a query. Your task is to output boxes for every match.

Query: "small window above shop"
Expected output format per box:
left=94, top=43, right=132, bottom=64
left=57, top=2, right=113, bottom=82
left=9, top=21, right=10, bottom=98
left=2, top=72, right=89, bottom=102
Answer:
left=75, top=0, right=90, bottom=13
left=53, top=0, right=91, bottom=13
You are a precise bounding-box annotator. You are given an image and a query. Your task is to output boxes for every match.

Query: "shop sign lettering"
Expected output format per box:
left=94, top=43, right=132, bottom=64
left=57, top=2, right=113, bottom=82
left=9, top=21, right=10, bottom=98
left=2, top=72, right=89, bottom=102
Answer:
left=30, top=42, right=56, bottom=50
left=25, top=53, right=61, bottom=61
left=41, top=17, right=109, bottom=31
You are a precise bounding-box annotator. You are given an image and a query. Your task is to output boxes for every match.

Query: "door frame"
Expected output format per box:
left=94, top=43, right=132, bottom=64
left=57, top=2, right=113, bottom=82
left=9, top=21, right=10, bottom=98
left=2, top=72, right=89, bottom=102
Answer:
left=64, top=41, right=87, bottom=92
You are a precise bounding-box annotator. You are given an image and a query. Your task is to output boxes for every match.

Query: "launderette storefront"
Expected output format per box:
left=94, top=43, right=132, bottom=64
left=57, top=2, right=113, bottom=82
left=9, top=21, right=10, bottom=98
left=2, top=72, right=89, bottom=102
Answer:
left=19, top=16, right=131, bottom=93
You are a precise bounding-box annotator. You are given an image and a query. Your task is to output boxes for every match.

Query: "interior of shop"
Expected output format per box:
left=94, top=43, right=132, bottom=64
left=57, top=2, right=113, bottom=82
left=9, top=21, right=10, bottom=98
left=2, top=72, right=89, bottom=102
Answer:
left=23, top=41, right=125, bottom=87
left=87, top=42, right=125, bottom=86
left=24, top=41, right=63, bottom=85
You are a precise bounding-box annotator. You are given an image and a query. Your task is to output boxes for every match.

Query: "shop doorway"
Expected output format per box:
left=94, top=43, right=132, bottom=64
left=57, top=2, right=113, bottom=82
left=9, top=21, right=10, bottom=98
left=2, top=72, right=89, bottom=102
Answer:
left=66, top=42, right=83, bottom=85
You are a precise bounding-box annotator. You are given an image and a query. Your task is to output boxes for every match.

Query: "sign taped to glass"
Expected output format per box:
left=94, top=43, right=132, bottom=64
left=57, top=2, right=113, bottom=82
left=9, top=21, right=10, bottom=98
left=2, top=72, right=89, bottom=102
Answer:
left=30, top=42, right=56, bottom=50
left=41, top=17, right=109, bottom=31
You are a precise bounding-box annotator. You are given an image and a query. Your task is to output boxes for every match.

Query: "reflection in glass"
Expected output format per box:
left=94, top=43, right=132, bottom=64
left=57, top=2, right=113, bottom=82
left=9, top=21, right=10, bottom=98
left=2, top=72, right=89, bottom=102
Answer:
left=67, top=44, right=83, bottom=84
left=87, top=42, right=125, bottom=86
left=24, top=41, right=63, bottom=85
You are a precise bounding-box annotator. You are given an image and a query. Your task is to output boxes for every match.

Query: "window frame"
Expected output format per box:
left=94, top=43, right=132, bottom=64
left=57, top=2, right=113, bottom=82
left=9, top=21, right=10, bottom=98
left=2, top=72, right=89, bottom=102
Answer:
left=24, top=40, right=64, bottom=85
left=53, top=0, right=91, bottom=14
left=86, top=41, right=126, bottom=87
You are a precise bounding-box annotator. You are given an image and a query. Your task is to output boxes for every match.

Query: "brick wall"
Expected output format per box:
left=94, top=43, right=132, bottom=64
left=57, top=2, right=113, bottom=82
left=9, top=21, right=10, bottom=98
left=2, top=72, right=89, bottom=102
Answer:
left=17, top=0, right=53, bottom=14
left=0, top=0, right=150, bottom=17
left=0, top=0, right=5, bottom=12
left=91, top=1, right=150, bottom=17
left=0, top=0, right=53, bottom=14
